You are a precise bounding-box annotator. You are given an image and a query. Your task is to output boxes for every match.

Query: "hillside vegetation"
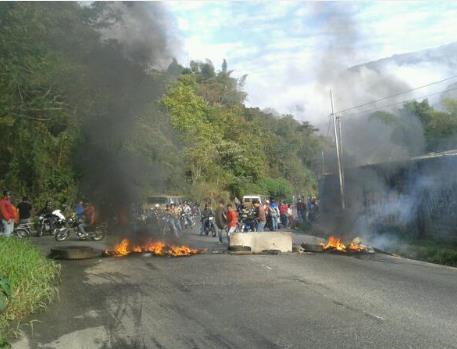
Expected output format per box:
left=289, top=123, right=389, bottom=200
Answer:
left=0, top=2, right=324, bottom=208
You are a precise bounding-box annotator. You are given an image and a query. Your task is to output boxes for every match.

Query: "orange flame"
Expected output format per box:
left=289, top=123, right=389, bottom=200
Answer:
left=144, top=241, right=166, bottom=255
left=132, top=245, right=142, bottom=253
left=321, top=236, right=346, bottom=252
left=320, top=236, right=367, bottom=253
left=168, top=245, right=199, bottom=256
left=106, top=239, right=203, bottom=257
left=111, top=238, right=130, bottom=256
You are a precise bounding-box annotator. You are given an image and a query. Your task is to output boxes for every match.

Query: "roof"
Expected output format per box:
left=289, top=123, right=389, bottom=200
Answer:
left=321, top=148, right=457, bottom=177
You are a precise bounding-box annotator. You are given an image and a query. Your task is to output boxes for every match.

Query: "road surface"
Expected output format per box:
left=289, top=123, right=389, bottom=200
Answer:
left=13, top=232, right=457, bottom=349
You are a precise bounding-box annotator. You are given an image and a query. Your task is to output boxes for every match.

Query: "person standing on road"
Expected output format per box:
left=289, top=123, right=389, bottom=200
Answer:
left=279, top=201, right=289, bottom=228
left=169, top=203, right=182, bottom=235
left=226, top=203, right=238, bottom=240
left=17, top=196, right=33, bottom=224
left=254, top=200, right=266, bottom=232
left=287, top=204, right=294, bottom=227
left=215, top=200, right=227, bottom=243
left=85, top=202, right=97, bottom=226
left=296, top=198, right=306, bottom=223
left=78, top=202, right=97, bottom=237
left=11, top=200, right=19, bottom=225
left=264, top=200, right=272, bottom=230
left=0, top=191, right=15, bottom=237
left=269, top=200, right=279, bottom=231
left=200, top=203, right=214, bottom=236
left=75, top=201, right=84, bottom=219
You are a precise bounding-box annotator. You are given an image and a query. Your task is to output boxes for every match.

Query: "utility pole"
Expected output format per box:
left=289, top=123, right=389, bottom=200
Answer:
left=330, top=90, right=345, bottom=209
left=337, top=115, right=345, bottom=186
left=321, top=150, right=325, bottom=175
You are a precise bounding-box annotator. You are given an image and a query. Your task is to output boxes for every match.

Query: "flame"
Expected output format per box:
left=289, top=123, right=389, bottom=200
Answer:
left=321, top=236, right=346, bottom=252
left=144, top=241, right=166, bottom=255
left=111, top=238, right=130, bottom=256
left=132, top=245, right=142, bottom=253
left=320, top=236, right=368, bottom=253
left=105, top=239, right=203, bottom=257
left=347, top=242, right=365, bottom=252
left=168, top=245, right=199, bottom=257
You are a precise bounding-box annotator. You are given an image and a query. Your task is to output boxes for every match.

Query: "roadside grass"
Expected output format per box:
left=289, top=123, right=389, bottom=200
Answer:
left=389, top=239, right=457, bottom=267
left=0, top=238, right=60, bottom=345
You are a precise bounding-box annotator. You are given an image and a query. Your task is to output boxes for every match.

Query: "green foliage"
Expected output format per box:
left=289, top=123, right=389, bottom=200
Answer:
left=258, top=178, right=294, bottom=201
left=0, top=3, right=183, bottom=208
left=0, top=3, right=89, bottom=205
left=402, top=100, right=457, bottom=152
left=0, top=238, right=60, bottom=338
left=162, top=61, right=324, bottom=200
left=0, top=2, right=324, bottom=208
left=369, top=99, right=457, bottom=155
left=388, top=237, right=457, bottom=267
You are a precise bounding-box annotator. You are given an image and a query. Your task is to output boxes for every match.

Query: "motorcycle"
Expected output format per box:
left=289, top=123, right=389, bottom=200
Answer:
left=0, top=221, right=32, bottom=239
left=160, top=214, right=181, bottom=239
left=38, top=209, right=66, bottom=237
left=180, top=212, right=195, bottom=230
left=55, top=215, right=105, bottom=241
left=14, top=221, right=33, bottom=238
left=202, top=215, right=217, bottom=237
left=238, top=208, right=257, bottom=232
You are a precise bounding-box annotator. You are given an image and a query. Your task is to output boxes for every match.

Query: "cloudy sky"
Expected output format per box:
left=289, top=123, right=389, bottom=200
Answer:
left=165, top=1, right=457, bottom=123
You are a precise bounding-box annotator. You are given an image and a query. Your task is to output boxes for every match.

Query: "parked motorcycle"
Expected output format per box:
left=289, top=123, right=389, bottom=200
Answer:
left=202, top=215, right=217, bottom=237
left=14, top=221, right=33, bottom=238
left=238, top=207, right=257, bottom=232
left=160, top=214, right=181, bottom=239
left=37, top=209, right=66, bottom=237
left=0, top=221, right=32, bottom=239
left=55, top=215, right=105, bottom=241
left=180, top=212, right=195, bottom=230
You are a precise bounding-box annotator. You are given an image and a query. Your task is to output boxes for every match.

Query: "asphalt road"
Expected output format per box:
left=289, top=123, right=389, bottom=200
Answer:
left=13, top=232, right=457, bottom=349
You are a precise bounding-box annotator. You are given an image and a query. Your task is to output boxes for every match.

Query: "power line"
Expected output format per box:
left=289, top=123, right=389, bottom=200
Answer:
left=336, top=74, right=457, bottom=114
left=342, top=85, right=457, bottom=118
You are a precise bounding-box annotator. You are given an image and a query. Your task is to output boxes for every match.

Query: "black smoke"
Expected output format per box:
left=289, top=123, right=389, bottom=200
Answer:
left=75, top=2, right=183, bottom=222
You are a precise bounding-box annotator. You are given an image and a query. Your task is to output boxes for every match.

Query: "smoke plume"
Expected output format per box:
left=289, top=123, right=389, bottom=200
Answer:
left=314, top=3, right=457, bottom=247
left=76, top=2, right=182, bottom=224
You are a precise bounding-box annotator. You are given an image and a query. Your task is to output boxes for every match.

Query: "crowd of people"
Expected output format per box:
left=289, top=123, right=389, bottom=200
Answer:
left=0, top=191, right=32, bottom=237
left=154, top=196, right=320, bottom=244
left=0, top=189, right=319, bottom=242
left=0, top=190, right=97, bottom=238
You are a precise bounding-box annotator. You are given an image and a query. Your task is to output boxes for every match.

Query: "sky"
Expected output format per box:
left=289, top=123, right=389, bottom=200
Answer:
left=165, top=1, right=457, bottom=124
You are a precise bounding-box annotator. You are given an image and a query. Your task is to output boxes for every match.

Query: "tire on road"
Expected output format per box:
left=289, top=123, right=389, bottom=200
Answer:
left=49, top=246, right=103, bottom=260
left=301, top=243, right=324, bottom=252
left=261, top=249, right=281, bottom=255
left=229, top=245, right=252, bottom=252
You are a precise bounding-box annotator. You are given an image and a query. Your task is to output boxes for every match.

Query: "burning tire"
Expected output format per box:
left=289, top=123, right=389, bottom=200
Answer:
left=301, top=243, right=324, bottom=252
left=49, top=246, right=102, bottom=260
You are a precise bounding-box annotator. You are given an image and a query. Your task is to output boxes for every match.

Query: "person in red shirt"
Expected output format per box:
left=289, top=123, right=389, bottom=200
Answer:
left=279, top=201, right=289, bottom=228
left=0, top=191, right=16, bottom=237
left=226, top=203, right=238, bottom=238
left=84, top=203, right=97, bottom=225
left=78, top=202, right=97, bottom=237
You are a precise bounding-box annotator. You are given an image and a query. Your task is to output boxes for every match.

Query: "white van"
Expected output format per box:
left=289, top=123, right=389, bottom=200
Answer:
left=143, top=194, right=184, bottom=210
left=242, top=195, right=265, bottom=207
